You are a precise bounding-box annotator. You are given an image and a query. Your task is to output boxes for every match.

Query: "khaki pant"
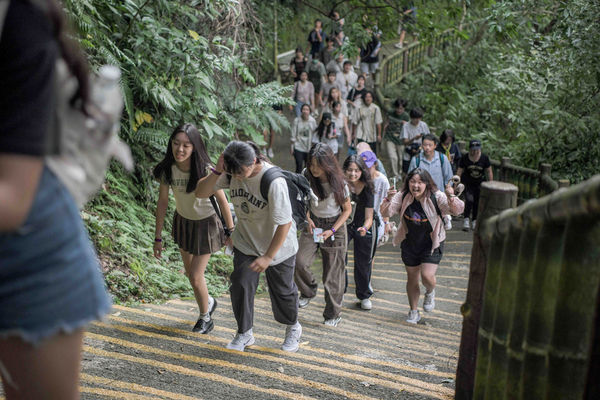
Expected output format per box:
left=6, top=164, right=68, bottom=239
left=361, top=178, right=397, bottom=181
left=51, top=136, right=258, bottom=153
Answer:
left=385, top=140, right=404, bottom=177
left=294, top=215, right=347, bottom=320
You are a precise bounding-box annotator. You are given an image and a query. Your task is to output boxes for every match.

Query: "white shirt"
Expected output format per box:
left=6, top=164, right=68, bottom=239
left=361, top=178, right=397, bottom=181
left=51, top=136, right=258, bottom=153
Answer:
left=372, top=172, right=390, bottom=239
left=169, top=165, right=215, bottom=220
left=291, top=116, right=318, bottom=153
left=336, top=70, right=358, bottom=100
left=310, top=182, right=350, bottom=219
left=352, top=103, right=383, bottom=142
left=401, top=120, right=430, bottom=160
left=214, top=163, right=298, bottom=265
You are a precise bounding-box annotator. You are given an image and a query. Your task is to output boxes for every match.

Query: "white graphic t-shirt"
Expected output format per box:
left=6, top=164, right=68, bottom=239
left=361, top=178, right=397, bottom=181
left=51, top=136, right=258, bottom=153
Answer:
left=214, top=163, right=298, bottom=265
left=170, top=165, right=216, bottom=220
left=310, top=182, right=350, bottom=219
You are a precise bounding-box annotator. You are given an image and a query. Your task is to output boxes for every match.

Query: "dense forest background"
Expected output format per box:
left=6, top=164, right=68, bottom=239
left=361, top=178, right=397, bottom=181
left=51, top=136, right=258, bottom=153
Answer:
left=63, top=0, right=599, bottom=303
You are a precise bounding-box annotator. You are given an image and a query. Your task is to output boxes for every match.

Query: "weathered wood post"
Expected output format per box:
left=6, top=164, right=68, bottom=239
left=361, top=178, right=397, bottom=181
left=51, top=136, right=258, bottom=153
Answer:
left=558, top=178, right=570, bottom=188
left=500, top=156, right=511, bottom=183
left=455, top=181, right=518, bottom=399
left=402, top=49, right=408, bottom=75
left=539, top=162, right=552, bottom=195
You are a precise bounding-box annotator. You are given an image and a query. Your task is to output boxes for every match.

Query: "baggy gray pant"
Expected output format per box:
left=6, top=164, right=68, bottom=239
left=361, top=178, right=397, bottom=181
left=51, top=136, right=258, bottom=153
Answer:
left=294, top=215, right=347, bottom=320
left=230, top=248, right=299, bottom=333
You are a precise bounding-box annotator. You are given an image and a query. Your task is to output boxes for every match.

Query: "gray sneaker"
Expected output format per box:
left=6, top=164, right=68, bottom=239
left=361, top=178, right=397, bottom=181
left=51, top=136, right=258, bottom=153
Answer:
left=323, top=316, right=342, bottom=327
left=423, top=289, right=435, bottom=312
left=406, top=310, right=421, bottom=324
left=226, top=330, right=255, bottom=351
left=281, top=323, right=302, bottom=352
left=298, top=296, right=311, bottom=308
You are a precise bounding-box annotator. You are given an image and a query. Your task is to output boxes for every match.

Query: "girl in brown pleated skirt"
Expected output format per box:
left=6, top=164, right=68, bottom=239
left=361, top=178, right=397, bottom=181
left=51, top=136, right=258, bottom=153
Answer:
left=153, top=123, right=234, bottom=334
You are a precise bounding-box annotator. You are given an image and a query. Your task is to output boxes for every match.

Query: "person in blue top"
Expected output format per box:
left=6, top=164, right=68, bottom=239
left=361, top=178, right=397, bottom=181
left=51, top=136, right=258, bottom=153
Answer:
left=408, top=134, right=454, bottom=230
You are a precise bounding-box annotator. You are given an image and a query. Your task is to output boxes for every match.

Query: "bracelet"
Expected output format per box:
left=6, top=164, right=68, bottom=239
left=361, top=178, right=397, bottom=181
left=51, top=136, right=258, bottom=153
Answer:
left=210, top=167, right=222, bottom=176
left=331, top=227, right=336, bottom=233
left=155, top=238, right=162, bottom=242
left=224, top=226, right=235, bottom=237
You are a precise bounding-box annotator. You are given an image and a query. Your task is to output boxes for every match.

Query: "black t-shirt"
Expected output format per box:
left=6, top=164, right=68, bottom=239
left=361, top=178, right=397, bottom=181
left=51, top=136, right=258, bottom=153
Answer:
left=402, top=200, right=433, bottom=255
left=459, top=153, right=491, bottom=186
left=348, top=87, right=367, bottom=103
left=350, top=186, right=374, bottom=228
left=289, top=57, right=307, bottom=81
left=0, top=0, right=58, bottom=156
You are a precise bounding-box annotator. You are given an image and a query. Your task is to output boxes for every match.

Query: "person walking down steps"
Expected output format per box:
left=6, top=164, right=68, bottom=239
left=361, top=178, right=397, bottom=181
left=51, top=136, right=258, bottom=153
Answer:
left=195, top=141, right=302, bottom=352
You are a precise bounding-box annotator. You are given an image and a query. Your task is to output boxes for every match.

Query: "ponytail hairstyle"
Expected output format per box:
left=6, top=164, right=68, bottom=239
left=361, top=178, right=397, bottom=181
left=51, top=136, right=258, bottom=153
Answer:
left=343, top=154, right=374, bottom=194
left=306, top=143, right=346, bottom=206
left=222, top=141, right=268, bottom=175
left=153, top=123, right=211, bottom=193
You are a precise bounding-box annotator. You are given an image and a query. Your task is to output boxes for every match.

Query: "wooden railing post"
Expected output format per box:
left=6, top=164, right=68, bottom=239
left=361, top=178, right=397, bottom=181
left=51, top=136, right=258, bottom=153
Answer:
left=558, top=179, right=570, bottom=188
left=455, top=181, right=518, bottom=399
left=500, top=157, right=511, bottom=182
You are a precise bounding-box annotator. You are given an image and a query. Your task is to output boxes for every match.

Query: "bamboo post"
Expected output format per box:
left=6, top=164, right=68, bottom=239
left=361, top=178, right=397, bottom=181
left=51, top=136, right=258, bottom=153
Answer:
left=273, top=0, right=279, bottom=82
left=520, top=215, right=567, bottom=399
left=500, top=157, right=511, bottom=183
left=558, top=179, right=570, bottom=188
left=503, top=200, right=542, bottom=398
left=455, top=181, right=518, bottom=399
left=546, top=216, right=600, bottom=399
left=539, top=163, right=552, bottom=195
left=403, top=49, right=408, bottom=75
left=481, top=208, right=521, bottom=399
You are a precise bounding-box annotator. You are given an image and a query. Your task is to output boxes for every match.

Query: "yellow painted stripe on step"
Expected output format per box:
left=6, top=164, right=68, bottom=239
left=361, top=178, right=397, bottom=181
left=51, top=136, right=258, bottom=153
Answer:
left=104, top=315, right=454, bottom=382
left=83, top=345, right=318, bottom=400
left=80, top=386, right=162, bottom=399
left=153, top=301, right=461, bottom=356
left=80, top=373, right=199, bottom=400
left=91, top=322, right=454, bottom=398
left=104, top=315, right=455, bottom=380
left=85, top=334, right=378, bottom=400
left=111, top=302, right=459, bottom=368
left=162, top=298, right=462, bottom=345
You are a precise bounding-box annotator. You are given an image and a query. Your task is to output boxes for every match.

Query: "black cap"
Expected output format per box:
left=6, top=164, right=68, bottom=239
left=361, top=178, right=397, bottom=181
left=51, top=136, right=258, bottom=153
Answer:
left=322, top=112, right=332, bottom=120
left=469, top=139, right=482, bottom=149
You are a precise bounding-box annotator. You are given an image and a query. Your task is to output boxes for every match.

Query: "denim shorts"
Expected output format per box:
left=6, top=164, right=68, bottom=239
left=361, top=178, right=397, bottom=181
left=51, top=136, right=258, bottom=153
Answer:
left=0, top=167, right=112, bottom=346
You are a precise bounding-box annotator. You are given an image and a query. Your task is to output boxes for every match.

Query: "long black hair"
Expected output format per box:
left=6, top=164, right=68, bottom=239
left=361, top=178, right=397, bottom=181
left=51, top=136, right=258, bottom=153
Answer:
left=222, top=141, right=268, bottom=175
left=316, top=112, right=335, bottom=142
left=343, top=154, right=374, bottom=194
left=153, top=123, right=211, bottom=193
left=306, top=143, right=346, bottom=206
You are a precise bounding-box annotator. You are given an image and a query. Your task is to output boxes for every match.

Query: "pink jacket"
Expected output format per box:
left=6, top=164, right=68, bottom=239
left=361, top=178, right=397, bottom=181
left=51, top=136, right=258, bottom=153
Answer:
left=381, top=190, right=465, bottom=253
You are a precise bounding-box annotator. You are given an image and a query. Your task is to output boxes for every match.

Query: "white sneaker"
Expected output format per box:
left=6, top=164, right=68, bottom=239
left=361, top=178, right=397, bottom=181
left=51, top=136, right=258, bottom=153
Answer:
left=323, top=316, right=342, bottom=327
left=406, top=310, right=421, bottom=324
left=281, top=322, right=302, bottom=352
left=360, top=298, right=372, bottom=310
left=267, top=148, right=274, bottom=158
left=394, top=42, right=403, bottom=49
left=462, top=218, right=470, bottom=231
left=444, top=216, right=452, bottom=231
left=472, top=220, right=477, bottom=230
left=423, top=289, right=435, bottom=312
left=226, top=329, right=255, bottom=351
left=298, top=296, right=311, bottom=308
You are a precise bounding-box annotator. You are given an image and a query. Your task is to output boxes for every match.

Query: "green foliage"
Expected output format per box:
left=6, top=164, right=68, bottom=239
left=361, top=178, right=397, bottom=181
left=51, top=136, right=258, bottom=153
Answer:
left=62, top=0, right=298, bottom=303
left=383, top=0, right=600, bottom=182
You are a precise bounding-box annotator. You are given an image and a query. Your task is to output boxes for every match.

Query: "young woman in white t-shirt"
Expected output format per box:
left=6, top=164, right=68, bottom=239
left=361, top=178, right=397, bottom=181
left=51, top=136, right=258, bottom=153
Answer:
left=195, top=141, right=302, bottom=353
left=153, top=123, right=234, bottom=335
left=295, top=143, right=352, bottom=327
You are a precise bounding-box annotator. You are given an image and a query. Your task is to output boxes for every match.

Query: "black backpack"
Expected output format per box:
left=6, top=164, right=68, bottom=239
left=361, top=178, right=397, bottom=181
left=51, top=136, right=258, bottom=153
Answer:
left=259, top=167, right=312, bottom=230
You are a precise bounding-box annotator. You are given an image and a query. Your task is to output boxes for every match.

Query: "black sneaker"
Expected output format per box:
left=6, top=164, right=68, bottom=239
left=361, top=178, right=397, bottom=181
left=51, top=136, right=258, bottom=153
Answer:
left=209, top=297, right=218, bottom=316
left=192, top=318, right=214, bottom=334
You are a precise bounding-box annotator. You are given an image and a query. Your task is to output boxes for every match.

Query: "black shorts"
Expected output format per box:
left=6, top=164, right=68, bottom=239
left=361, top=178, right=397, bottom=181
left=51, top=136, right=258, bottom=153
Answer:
left=401, top=241, right=444, bottom=267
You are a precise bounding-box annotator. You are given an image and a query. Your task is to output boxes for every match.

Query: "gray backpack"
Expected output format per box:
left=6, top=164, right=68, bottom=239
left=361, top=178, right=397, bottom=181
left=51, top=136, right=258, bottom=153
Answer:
left=0, top=0, right=133, bottom=208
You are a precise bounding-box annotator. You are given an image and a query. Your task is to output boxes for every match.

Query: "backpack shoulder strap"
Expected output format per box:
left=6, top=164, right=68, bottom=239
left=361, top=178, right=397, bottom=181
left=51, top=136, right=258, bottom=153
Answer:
left=430, top=192, right=442, bottom=218
left=209, top=195, right=226, bottom=226
left=438, top=151, right=445, bottom=167
left=0, top=0, right=11, bottom=40
left=415, top=155, right=420, bottom=167
left=260, top=166, right=285, bottom=202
